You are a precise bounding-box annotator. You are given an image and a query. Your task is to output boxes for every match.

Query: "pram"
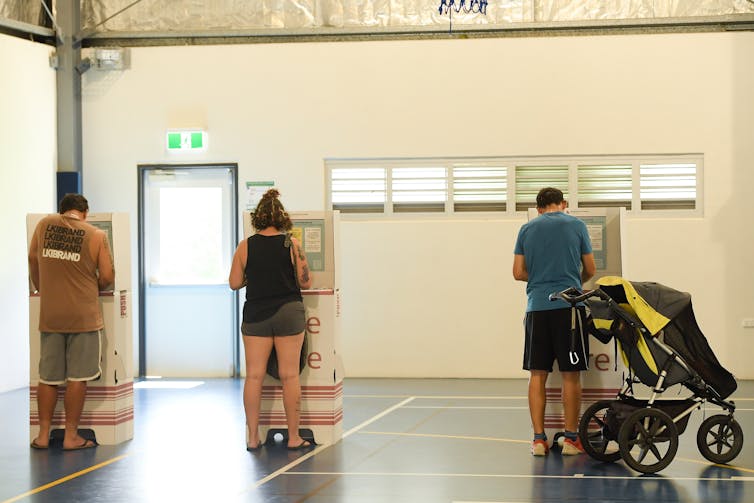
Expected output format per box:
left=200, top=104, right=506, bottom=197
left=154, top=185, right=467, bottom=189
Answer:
left=551, top=277, right=743, bottom=474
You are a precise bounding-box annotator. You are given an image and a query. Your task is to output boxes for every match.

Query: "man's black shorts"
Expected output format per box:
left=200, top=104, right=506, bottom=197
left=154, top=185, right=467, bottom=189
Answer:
left=523, top=307, right=589, bottom=372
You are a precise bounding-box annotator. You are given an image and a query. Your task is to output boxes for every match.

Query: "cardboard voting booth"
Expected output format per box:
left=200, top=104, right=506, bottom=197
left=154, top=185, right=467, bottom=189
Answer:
left=243, top=210, right=344, bottom=446
left=526, top=207, right=627, bottom=446
left=27, top=213, right=134, bottom=445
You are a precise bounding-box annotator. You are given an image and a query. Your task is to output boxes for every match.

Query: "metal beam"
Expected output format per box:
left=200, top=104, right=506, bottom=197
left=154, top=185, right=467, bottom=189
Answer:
left=0, top=15, right=54, bottom=42
left=55, top=0, right=83, bottom=179
left=78, top=14, right=754, bottom=47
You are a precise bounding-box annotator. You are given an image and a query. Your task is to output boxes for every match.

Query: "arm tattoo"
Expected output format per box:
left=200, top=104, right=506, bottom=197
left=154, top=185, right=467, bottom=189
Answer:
left=302, top=265, right=310, bottom=283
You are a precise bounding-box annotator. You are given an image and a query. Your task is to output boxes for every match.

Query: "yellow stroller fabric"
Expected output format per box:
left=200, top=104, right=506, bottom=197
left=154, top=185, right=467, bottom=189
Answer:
left=596, top=276, right=671, bottom=336
left=590, top=276, right=737, bottom=399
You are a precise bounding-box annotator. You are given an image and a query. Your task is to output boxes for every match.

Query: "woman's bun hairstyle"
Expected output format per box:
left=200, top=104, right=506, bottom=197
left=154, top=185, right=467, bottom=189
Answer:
left=251, top=188, right=292, bottom=231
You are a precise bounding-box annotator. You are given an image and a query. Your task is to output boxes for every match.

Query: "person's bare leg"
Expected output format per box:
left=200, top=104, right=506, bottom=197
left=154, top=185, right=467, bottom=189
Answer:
left=34, top=383, right=58, bottom=447
left=62, top=380, right=93, bottom=449
left=528, top=370, right=548, bottom=436
left=561, top=371, right=582, bottom=433
left=243, top=335, right=274, bottom=448
left=274, top=333, right=307, bottom=448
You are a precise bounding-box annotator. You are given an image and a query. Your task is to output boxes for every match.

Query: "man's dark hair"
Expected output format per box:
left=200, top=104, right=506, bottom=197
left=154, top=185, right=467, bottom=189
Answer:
left=536, top=187, right=564, bottom=209
left=59, top=193, right=89, bottom=214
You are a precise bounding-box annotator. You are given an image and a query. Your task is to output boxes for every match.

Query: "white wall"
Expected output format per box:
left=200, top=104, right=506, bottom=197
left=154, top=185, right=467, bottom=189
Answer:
left=81, top=32, right=754, bottom=379
left=0, top=34, right=57, bottom=392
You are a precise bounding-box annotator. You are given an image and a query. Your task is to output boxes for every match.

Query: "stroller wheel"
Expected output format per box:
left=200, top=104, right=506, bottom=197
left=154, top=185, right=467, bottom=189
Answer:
left=579, top=400, right=621, bottom=463
left=618, top=407, right=679, bottom=474
left=697, top=414, right=744, bottom=464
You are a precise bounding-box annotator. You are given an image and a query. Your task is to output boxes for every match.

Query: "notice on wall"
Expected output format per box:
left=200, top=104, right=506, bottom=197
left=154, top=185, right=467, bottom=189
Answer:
left=245, top=181, right=275, bottom=210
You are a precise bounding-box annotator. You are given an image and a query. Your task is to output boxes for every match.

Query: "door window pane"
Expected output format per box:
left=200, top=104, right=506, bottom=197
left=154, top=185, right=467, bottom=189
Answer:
left=159, top=186, right=224, bottom=284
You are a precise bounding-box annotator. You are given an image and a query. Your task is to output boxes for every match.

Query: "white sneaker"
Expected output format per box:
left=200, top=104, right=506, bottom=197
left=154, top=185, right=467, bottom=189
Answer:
left=531, top=439, right=549, bottom=456
left=562, top=437, right=585, bottom=456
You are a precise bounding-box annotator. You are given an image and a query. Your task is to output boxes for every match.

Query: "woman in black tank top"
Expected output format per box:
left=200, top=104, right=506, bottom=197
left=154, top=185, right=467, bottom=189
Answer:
left=229, top=189, right=313, bottom=451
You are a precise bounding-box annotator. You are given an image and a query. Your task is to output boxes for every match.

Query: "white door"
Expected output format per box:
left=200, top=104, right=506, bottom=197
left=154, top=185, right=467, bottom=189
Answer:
left=139, top=165, right=238, bottom=377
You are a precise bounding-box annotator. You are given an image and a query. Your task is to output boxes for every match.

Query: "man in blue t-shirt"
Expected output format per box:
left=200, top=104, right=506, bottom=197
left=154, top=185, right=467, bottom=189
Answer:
left=513, top=187, right=596, bottom=456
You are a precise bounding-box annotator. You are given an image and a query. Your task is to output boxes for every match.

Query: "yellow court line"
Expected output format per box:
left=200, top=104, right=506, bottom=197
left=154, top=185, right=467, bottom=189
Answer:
left=675, top=457, right=754, bottom=474
left=2, top=454, right=129, bottom=503
left=361, top=431, right=754, bottom=474
left=360, top=430, right=530, bottom=445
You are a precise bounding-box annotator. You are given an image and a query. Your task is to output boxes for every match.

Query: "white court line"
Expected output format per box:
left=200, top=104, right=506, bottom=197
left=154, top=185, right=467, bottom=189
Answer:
left=249, top=396, right=416, bottom=490
left=247, top=445, right=325, bottom=491
left=347, top=394, right=528, bottom=400
left=282, top=471, right=754, bottom=483
left=354, top=431, right=754, bottom=473
left=246, top=393, right=753, bottom=492
left=360, top=430, right=530, bottom=445
left=404, top=405, right=530, bottom=410
left=404, top=405, right=754, bottom=411
left=343, top=397, right=417, bottom=438
left=347, top=394, right=754, bottom=402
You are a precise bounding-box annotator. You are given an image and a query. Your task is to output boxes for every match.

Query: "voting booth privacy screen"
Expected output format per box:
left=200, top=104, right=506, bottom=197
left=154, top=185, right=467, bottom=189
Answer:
left=243, top=210, right=344, bottom=445
left=27, top=213, right=134, bottom=445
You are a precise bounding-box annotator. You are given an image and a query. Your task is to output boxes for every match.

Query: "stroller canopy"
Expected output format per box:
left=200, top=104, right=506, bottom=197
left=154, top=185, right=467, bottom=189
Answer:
left=595, top=276, right=737, bottom=399
left=596, top=276, right=691, bottom=336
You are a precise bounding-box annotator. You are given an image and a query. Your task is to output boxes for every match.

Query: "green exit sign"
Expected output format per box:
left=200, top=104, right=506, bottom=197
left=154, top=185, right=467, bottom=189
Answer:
left=167, top=131, right=206, bottom=150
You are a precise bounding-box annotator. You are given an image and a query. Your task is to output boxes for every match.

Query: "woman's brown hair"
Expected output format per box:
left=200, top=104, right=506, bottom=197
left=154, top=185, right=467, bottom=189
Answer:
left=251, top=189, right=292, bottom=231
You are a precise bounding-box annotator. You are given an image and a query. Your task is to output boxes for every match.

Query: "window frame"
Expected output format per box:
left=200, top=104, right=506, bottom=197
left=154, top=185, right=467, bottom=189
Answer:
left=325, top=154, right=703, bottom=219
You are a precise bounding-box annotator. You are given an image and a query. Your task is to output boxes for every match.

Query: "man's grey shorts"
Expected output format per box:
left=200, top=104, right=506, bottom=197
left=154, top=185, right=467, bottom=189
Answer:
left=242, top=301, right=306, bottom=337
left=39, top=331, right=102, bottom=385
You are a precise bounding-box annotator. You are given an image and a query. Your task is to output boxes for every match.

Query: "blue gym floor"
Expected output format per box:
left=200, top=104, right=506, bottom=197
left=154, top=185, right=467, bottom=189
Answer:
left=1, top=378, right=752, bottom=502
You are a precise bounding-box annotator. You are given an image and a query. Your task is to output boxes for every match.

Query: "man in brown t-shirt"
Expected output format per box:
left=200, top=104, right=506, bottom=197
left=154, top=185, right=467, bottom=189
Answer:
left=28, top=193, right=114, bottom=450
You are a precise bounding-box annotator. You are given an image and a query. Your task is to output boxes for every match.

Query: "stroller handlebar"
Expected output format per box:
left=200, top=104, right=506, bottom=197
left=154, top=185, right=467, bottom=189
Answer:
left=549, top=287, right=610, bottom=304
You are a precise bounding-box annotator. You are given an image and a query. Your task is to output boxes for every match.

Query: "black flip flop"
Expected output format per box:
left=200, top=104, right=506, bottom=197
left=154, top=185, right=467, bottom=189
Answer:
left=287, top=440, right=313, bottom=451
left=30, top=440, right=48, bottom=450
left=63, top=439, right=98, bottom=451
left=246, top=441, right=263, bottom=452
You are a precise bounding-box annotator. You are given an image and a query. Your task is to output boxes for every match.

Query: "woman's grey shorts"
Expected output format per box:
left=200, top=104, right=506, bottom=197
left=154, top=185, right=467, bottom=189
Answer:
left=242, top=301, right=306, bottom=337
left=39, top=331, right=102, bottom=385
